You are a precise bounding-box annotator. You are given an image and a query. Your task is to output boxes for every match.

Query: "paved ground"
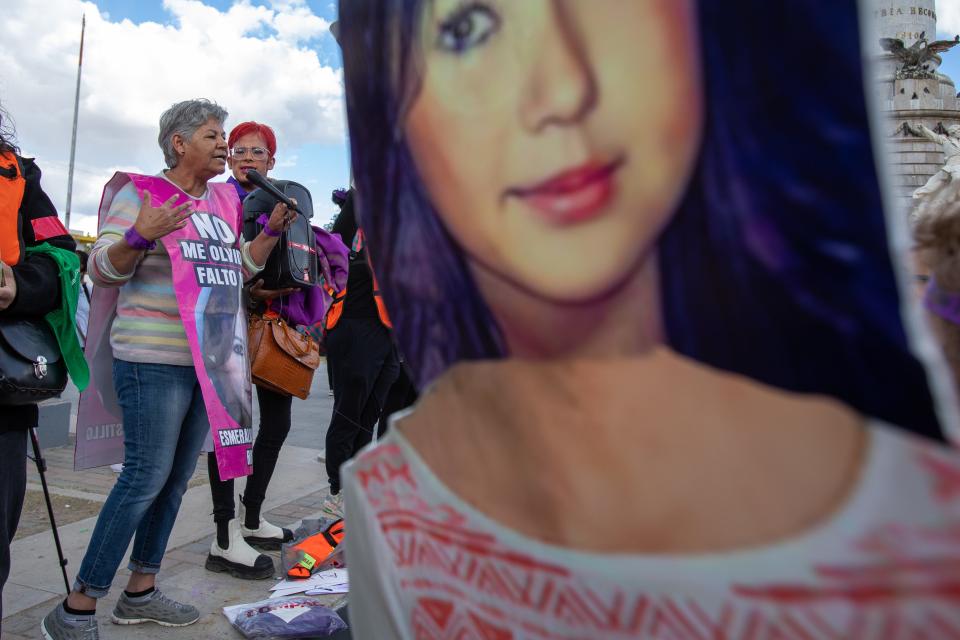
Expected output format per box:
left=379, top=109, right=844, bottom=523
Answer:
left=2, top=362, right=344, bottom=639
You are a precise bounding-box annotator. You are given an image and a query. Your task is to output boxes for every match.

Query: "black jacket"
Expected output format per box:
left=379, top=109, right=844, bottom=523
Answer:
left=331, top=194, right=378, bottom=321
left=1, top=156, right=76, bottom=431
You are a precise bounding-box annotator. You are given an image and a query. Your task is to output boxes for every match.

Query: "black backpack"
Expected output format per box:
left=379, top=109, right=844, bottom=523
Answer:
left=241, top=180, right=319, bottom=289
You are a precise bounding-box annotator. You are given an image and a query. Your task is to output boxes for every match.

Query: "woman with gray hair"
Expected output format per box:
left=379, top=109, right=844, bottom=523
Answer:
left=42, top=99, right=293, bottom=639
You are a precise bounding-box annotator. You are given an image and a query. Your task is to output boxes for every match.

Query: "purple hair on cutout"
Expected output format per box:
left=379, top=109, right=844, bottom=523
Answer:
left=338, top=0, right=942, bottom=440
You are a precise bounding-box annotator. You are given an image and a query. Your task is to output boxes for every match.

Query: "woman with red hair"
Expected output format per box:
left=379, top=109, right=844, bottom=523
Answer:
left=204, top=121, right=298, bottom=580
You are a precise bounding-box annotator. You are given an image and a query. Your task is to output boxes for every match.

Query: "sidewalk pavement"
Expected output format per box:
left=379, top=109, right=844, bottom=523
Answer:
left=2, top=365, right=342, bottom=639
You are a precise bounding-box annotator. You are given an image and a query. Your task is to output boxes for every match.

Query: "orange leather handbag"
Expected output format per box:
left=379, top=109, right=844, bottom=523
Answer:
left=248, top=314, right=320, bottom=400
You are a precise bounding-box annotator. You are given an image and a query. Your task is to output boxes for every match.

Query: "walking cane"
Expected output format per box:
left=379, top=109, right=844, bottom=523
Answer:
left=27, top=426, right=71, bottom=594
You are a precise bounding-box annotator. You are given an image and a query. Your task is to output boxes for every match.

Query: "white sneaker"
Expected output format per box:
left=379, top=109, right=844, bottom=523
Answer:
left=204, top=519, right=274, bottom=580
left=321, top=492, right=343, bottom=519
left=242, top=518, right=293, bottom=551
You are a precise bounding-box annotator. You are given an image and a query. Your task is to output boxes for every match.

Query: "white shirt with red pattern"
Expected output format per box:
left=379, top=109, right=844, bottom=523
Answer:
left=342, top=423, right=960, bottom=639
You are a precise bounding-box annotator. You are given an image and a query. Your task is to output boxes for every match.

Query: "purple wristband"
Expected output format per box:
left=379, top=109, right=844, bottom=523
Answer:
left=257, top=214, right=281, bottom=237
left=124, top=226, right=157, bottom=251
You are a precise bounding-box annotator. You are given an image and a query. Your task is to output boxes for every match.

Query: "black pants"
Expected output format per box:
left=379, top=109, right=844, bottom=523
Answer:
left=0, top=426, right=28, bottom=622
left=378, top=363, right=418, bottom=439
left=325, top=318, right=399, bottom=494
left=208, top=385, right=293, bottom=524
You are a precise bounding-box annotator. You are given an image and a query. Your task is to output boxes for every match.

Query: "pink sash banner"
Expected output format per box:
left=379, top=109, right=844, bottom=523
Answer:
left=75, top=172, right=254, bottom=481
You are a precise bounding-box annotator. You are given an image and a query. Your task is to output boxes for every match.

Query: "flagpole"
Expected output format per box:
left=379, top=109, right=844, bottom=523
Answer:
left=65, top=14, right=85, bottom=229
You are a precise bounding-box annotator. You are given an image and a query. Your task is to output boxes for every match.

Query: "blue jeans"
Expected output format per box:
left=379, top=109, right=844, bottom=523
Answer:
left=74, top=360, right=209, bottom=598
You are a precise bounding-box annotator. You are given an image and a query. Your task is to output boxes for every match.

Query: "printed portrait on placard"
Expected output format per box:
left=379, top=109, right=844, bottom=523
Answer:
left=336, top=1, right=960, bottom=636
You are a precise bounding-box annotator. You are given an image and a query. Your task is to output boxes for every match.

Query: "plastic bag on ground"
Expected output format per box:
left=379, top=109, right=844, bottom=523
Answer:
left=224, top=596, right=347, bottom=639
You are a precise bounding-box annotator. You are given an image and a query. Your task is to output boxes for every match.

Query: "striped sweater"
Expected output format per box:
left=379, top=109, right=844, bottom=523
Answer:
left=89, top=176, right=261, bottom=365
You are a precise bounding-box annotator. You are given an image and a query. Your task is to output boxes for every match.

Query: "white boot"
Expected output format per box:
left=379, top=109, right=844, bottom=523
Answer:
left=205, top=519, right=274, bottom=580
left=242, top=518, right=294, bottom=550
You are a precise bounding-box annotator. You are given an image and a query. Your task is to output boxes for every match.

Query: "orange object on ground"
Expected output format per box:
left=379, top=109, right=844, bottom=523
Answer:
left=287, top=519, right=345, bottom=579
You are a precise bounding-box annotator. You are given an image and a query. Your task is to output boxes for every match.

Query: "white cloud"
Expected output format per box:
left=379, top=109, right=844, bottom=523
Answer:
left=269, top=0, right=331, bottom=41
left=939, top=0, right=960, bottom=34
left=0, top=0, right=344, bottom=234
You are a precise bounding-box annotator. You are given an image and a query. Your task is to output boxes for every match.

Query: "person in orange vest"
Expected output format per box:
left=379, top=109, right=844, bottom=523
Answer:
left=0, top=105, right=77, bottom=623
left=321, top=188, right=399, bottom=518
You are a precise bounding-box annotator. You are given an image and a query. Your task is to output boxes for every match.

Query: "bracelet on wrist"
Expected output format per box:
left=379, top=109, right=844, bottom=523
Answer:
left=124, top=226, right=157, bottom=251
left=257, top=214, right=281, bottom=238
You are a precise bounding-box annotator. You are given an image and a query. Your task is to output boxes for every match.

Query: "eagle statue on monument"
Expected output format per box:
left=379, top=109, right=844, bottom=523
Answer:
left=880, top=31, right=960, bottom=79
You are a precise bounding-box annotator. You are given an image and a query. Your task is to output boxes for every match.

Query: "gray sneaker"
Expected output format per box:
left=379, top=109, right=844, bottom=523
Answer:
left=40, top=602, right=99, bottom=640
left=110, top=589, right=200, bottom=627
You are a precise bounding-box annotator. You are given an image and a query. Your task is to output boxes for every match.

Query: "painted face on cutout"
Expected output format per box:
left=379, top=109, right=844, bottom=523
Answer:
left=405, top=0, right=703, bottom=303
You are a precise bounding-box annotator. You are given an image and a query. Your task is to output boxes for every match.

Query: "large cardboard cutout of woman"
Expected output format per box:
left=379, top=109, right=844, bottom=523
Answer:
left=338, top=1, right=960, bottom=637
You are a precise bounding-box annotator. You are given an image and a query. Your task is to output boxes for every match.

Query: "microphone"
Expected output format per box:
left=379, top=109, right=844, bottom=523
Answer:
left=245, top=169, right=302, bottom=214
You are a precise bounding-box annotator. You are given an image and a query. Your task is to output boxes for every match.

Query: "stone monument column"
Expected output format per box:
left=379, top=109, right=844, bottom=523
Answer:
left=871, top=1, right=960, bottom=213
left=874, top=1, right=938, bottom=47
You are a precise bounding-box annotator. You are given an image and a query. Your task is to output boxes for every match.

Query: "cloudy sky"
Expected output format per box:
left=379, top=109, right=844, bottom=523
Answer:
left=1, top=0, right=960, bottom=236
left=915, top=1, right=960, bottom=81
left=1, top=0, right=347, bottom=235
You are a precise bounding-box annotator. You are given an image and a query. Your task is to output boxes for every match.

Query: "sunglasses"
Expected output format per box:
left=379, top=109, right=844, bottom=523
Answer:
left=230, top=146, right=270, bottom=160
